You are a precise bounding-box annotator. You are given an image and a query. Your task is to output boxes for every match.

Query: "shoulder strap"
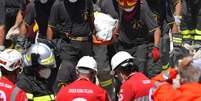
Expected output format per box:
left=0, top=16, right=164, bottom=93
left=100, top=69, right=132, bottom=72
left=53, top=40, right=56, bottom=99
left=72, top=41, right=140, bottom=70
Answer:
left=136, top=0, right=141, bottom=20
left=112, top=0, right=119, bottom=14
left=10, top=87, right=22, bottom=101
left=85, top=0, right=95, bottom=34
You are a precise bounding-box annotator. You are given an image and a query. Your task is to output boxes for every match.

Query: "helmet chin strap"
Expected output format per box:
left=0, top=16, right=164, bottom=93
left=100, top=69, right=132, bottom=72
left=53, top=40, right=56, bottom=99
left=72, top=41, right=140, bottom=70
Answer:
left=69, top=0, right=77, bottom=3
left=35, top=32, right=39, bottom=44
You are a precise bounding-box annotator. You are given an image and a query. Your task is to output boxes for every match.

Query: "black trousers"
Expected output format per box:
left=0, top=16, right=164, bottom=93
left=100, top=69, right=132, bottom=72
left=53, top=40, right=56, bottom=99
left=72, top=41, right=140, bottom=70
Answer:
left=160, top=33, right=170, bottom=65
left=53, top=39, right=93, bottom=93
left=93, top=44, right=115, bottom=100
left=181, top=0, right=201, bottom=28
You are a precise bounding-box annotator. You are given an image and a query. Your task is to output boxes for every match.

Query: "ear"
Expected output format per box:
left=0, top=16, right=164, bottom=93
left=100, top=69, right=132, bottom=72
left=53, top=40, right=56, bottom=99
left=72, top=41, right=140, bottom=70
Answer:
left=75, top=69, right=79, bottom=76
left=17, top=67, right=23, bottom=74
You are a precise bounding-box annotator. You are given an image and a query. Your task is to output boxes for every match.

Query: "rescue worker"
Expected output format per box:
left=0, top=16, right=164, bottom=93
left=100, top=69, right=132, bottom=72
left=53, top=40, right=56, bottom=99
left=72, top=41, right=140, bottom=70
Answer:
left=47, top=0, right=94, bottom=93
left=180, top=0, right=201, bottom=46
left=92, top=0, right=119, bottom=99
left=111, top=51, right=154, bottom=101
left=112, top=0, right=161, bottom=76
left=171, top=0, right=183, bottom=48
left=17, top=42, right=56, bottom=101
left=56, top=56, right=110, bottom=101
left=20, top=0, right=55, bottom=40
left=0, top=49, right=27, bottom=101
left=147, top=0, right=179, bottom=68
left=0, top=0, right=27, bottom=50
left=151, top=56, right=201, bottom=101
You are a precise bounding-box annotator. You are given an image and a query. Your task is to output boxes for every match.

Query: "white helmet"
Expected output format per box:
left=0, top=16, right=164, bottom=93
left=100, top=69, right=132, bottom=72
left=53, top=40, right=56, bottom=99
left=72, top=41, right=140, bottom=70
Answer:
left=111, top=51, right=134, bottom=71
left=0, top=49, right=22, bottom=71
left=23, top=43, right=56, bottom=68
left=76, top=56, right=97, bottom=72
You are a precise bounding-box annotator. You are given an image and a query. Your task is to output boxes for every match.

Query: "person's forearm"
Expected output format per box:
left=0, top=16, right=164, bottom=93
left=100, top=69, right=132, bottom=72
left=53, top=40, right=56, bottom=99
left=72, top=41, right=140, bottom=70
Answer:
left=15, top=10, right=23, bottom=25
left=0, top=25, right=5, bottom=46
left=172, top=0, right=182, bottom=33
left=47, top=26, right=54, bottom=40
left=154, top=27, right=161, bottom=47
left=19, top=22, right=27, bottom=37
left=175, top=0, right=181, bottom=16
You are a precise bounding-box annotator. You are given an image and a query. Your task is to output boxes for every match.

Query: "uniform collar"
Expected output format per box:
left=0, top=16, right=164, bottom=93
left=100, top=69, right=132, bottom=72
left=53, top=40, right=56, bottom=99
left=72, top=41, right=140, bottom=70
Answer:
left=0, top=76, right=14, bottom=85
left=77, top=76, right=90, bottom=81
left=127, top=72, right=136, bottom=80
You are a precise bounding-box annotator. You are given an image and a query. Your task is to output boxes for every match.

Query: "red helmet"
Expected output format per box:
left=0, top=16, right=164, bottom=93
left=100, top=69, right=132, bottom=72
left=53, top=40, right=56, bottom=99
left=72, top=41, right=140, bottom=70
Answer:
left=117, top=0, right=138, bottom=11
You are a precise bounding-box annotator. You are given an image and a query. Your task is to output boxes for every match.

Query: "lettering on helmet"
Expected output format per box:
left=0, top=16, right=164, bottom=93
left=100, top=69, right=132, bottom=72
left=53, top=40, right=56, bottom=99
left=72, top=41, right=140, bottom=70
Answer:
left=0, top=59, right=7, bottom=66
left=10, top=60, right=21, bottom=69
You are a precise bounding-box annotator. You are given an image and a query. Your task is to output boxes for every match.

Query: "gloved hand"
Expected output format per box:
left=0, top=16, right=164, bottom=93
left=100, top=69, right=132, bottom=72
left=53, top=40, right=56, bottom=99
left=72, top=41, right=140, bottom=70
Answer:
left=152, top=47, right=160, bottom=62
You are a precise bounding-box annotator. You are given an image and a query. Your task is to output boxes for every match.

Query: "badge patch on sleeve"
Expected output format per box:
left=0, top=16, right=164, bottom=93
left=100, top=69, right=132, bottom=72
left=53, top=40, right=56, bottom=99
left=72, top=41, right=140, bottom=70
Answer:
left=0, top=90, right=6, bottom=101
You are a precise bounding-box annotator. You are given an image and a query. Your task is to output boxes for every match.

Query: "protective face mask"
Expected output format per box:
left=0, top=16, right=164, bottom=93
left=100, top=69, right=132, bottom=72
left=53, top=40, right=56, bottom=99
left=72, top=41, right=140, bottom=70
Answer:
left=38, top=68, right=51, bottom=79
left=40, top=0, right=48, bottom=4
left=68, top=0, right=77, bottom=3
left=123, top=6, right=135, bottom=12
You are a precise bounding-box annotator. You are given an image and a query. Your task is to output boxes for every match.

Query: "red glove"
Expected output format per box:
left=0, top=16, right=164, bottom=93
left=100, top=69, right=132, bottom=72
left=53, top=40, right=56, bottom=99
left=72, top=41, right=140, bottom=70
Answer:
left=164, top=68, right=178, bottom=83
left=169, top=68, right=177, bottom=80
left=152, top=47, right=160, bottom=62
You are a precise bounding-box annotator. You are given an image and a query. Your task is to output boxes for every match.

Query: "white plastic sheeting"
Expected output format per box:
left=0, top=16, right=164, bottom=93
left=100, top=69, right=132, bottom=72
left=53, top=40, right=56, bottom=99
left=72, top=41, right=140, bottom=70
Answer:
left=94, top=11, right=118, bottom=41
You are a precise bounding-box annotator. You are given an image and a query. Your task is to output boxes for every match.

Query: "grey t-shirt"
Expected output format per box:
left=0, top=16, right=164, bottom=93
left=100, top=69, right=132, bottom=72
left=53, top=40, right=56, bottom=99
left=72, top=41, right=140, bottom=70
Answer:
left=147, top=0, right=174, bottom=35
left=48, top=0, right=93, bottom=37
left=96, top=0, right=118, bottom=19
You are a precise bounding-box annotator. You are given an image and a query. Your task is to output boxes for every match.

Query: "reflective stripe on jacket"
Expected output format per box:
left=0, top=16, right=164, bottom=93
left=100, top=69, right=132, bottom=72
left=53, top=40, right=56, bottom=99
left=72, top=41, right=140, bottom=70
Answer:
left=26, top=93, right=55, bottom=101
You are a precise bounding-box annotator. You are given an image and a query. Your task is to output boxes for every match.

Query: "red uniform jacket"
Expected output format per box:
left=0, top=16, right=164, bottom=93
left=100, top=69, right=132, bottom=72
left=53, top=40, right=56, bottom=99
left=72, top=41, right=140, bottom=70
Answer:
left=118, top=72, right=154, bottom=101
left=56, top=78, right=109, bottom=101
left=0, top=77, right=27, bottom=101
